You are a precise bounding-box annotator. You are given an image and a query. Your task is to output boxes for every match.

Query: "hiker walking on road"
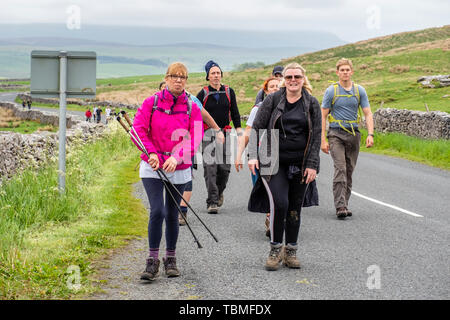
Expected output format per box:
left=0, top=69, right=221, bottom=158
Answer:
left=22, top=100, right=26, bottom=109
left=27, top=100, right=32, bottom=110
left=105, top=106, right=111, bottom=124
left=248, top=63, right=321, bottom=271
left=197, top=60, right=243, bottom=214
left=320, top=58, right=374, bottom=219
left=235, top=76, right=281, bottom=237
left=254, top=65, right=284, bottom=105
left=132, top=62, right=203, bottom=281
left=85, top=109, right=92, bottom=122
left=96, top=106, right=103, bottom=123
left=93, top=106, right=98, bottom=122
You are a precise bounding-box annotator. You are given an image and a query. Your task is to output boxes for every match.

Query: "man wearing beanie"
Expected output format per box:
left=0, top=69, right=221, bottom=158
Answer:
left=254, top=65, right=284, bottom=104
left=197, top=60, right=243, bottom=214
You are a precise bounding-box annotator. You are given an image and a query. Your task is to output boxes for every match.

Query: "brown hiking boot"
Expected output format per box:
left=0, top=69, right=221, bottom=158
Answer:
left=265, top=213, right=271, bottom=238
left=265, top=244, right=283, bottom=271
left=282, top=244, right=301, bottom=269
left=140, top=257, right=160, bottom=281
left=336, top=207, right=347, bottom=219
left=163, top=257, right=180, bottom=277
left=178, top=213, right=186, bottom=226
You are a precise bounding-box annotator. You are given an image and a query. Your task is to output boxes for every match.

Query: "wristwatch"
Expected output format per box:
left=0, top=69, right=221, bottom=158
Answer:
left=368, top=133, right=374, bottom=137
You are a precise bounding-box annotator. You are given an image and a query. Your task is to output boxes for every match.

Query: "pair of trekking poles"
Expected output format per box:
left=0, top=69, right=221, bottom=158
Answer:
left=116, top=111, right=219, bottom=249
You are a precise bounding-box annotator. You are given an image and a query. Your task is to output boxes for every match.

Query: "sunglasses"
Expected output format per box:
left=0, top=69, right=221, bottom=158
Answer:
left=284, top=75, right=304, bottom=80
left=169, top=74, right=188, bottom=81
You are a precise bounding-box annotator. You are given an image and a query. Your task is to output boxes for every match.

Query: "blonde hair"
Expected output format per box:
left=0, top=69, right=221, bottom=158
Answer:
left=336, top=58, right=353, bottom=70
left=281, top=62, right=313, bottom=94
left=165, top=62, right=188, bottom=79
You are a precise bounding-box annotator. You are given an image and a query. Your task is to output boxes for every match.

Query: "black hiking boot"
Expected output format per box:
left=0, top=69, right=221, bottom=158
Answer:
left=345, top=208, right=352, bottom=217
left=336, top=207, right=347, bottom=219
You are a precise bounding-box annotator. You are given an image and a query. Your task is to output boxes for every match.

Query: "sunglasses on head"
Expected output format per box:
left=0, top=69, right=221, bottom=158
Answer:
left=284, top=75, right=304, bottom=80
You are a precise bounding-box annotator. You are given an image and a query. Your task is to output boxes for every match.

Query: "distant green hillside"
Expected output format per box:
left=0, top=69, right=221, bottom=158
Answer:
left=243, top=25, right=450, bottom=114
left=94, top=25, right=450, bottom=115
left=3, top=26, right=450, bottom=115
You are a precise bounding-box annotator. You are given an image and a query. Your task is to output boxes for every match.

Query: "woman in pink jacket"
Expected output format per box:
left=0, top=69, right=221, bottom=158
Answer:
left=132, top=62, right=203, bottom=281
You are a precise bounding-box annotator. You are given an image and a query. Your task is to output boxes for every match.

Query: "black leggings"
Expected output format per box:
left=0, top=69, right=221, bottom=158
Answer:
left=268, top=165, right=309, bottom=245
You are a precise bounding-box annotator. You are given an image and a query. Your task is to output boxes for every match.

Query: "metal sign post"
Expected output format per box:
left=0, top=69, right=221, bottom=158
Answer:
left=58, top=52, right=68, bottom=193
left=30, top=50, right=96, bottom=194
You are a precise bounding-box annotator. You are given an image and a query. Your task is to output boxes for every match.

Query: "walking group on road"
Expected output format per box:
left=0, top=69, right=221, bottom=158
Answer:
left=127, top=57, right=375, bottom=281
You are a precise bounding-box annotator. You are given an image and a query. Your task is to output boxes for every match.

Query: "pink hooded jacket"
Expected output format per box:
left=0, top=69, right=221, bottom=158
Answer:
left=132, top=89, right=204, bottom=170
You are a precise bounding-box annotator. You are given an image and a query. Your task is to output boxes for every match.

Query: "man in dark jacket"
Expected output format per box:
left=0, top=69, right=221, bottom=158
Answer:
left=197, top=60, right=243, bottom=214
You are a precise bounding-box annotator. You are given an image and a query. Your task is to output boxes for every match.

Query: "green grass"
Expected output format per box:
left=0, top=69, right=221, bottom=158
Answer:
left=359, top=128, right=450, bottom=170
left=0, top=124, right=147, bottom=299
left=0, top=120, right=56, bottom=134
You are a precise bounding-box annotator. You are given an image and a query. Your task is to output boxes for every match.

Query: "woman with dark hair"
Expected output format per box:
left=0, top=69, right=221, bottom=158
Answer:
left=248, top=62, right=321, bottom=271
left=132, top=62, right=203, bottom=281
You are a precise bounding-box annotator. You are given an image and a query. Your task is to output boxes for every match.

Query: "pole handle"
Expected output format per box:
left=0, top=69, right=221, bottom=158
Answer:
left=121, top=110, right=133, bottom=127
left=116, top=116, right=129, bottom=132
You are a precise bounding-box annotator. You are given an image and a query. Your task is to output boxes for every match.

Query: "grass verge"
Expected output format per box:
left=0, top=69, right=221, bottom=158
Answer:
left=0, top=124, right=147, bottom=299
left=359, top=129, right=450, bottom=170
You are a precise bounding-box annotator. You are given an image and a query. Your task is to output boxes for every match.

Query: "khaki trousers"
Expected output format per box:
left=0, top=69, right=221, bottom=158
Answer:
left=327, top=128, right=361, bottom=209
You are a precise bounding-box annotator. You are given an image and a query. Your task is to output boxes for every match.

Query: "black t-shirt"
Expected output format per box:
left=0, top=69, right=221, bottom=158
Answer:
left=96, top=108, right=102, bottom=116
left=275, top=97, right=308, bottom=165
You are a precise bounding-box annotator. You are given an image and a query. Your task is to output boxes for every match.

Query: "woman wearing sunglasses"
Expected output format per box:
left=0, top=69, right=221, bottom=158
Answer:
left=247, top=62, right=321, bottom=271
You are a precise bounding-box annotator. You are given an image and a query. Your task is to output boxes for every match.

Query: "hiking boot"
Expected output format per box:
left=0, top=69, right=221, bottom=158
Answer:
left=282, top=244, right=301, bottom=269
left=265, top=214, right=271, bottom=238
left=140, top=257, right=160, bottom=281
left=265, top=244, right=283, bottom=271
left=345, top=208, right=353, bottom=217
left=207, top=204, right=218, bottom=214
left=217, top=194, right=224, bottom=207
left=163, top=257, right=180, bottom=277
left=178, top=213, right=187, bottom=226
left=336, top=207, right=347, bottom=219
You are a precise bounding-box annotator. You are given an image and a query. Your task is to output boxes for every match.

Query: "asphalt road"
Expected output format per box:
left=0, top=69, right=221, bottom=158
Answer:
left=2, top=91, right=448, bottom=299
left=92, top=147, right=450, bottom=300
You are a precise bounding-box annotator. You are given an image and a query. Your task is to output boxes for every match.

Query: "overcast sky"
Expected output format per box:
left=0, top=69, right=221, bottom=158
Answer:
left=2, top=0, right=449, bottom=42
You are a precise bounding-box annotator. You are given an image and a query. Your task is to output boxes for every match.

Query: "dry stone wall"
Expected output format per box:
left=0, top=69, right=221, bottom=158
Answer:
left=373, top=108, right=450, bottom=139
left=0, top=102, right=107, bottom=184
left=17, top=93, right=139, bottom=110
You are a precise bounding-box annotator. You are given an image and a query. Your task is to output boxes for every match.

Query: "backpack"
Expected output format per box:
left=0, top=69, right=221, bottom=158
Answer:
left=150, top=93, right=193, bottom=123
left=147, top=93, right=193, bottom=158
left=328, top=82, right=362, bottom=136
left=201, top=85, right=232, bottom=131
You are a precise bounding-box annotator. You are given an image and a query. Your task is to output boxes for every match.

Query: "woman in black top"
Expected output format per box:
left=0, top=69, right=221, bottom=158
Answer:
left=248, top=62, right=321, bottom=271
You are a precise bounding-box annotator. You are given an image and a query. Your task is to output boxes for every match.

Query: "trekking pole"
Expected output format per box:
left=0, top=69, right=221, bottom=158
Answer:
left=120, top=110, right=219, bottom=243
left=157, top=168, right=219, bottom=243
left=115, top=115, right=203, bottom=249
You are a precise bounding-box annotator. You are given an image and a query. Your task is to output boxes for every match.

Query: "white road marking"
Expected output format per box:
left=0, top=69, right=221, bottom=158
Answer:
left=352, top=191, right=424, bottom=218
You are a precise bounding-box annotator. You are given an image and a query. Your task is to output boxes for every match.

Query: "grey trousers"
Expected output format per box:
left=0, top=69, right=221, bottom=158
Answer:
left=202, top=130, right=231, bottom=206
left=327, top=128, right=361, bottom=209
